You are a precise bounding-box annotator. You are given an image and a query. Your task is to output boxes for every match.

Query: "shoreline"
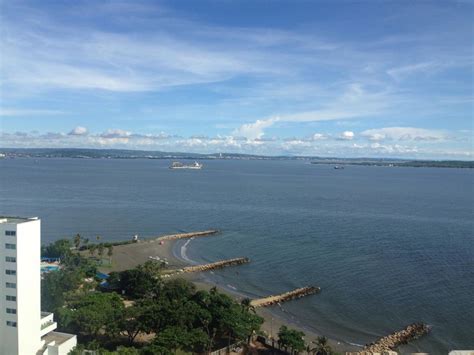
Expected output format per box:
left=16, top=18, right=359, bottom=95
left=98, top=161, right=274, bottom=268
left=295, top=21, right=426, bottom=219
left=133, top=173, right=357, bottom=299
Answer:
left=169, top=239, right=361, bottom=353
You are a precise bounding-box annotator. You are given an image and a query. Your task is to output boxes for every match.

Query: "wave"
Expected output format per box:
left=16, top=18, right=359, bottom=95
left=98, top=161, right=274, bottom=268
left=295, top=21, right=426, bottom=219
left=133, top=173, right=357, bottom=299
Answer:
left=179, top=237, right=195, bottom=263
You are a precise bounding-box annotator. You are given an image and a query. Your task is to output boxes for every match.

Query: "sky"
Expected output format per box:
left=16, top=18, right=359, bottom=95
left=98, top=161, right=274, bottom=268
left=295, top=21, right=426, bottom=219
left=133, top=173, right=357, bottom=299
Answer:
left=0, top=0, right=472, bottom=159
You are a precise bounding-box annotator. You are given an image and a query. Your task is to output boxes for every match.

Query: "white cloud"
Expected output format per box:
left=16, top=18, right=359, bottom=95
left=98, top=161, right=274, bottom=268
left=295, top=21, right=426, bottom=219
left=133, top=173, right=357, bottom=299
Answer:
left=312, top=133, right=327, bottom=140
left=232, top=117, right=279, bottom=140
left=361, top=127, right=446, bottom=141
left=68, top=126, right=88, bottom=136
left=387, top=62, right=438, bottom=81
left=0, top=126, right=470, bottom=159
left=340, top=131, right=355, bottom=140
left=100, top=129, right=132, bottom=138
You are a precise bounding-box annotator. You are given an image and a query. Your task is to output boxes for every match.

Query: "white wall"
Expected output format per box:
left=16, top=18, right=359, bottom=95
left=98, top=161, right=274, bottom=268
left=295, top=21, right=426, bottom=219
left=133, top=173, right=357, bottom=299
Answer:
left=17, top=219, right=43, bottom=355
left=0, top=218, right=43, bottom=355
left=0, top=220, right=19, bottom=355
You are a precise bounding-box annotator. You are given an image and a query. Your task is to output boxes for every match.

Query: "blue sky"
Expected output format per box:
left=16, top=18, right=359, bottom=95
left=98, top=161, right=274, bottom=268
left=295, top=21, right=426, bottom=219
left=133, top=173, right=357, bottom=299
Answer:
left=0, top=0, right=472, bottom=159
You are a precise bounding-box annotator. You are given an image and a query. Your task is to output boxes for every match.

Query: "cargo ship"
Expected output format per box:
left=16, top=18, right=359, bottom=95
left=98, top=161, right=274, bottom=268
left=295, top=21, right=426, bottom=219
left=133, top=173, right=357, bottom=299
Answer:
left=169, top=161, right=203, bottom=169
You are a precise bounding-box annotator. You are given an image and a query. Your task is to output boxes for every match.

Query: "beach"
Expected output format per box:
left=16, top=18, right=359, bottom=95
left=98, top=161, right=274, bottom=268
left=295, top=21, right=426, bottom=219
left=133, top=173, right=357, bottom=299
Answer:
left=99, top=234, right=361, bottom=353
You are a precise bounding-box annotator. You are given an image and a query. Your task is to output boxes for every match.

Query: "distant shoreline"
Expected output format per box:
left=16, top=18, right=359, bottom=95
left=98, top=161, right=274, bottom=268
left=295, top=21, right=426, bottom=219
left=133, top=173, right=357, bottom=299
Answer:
left=1, top=148, right=473, bottom=168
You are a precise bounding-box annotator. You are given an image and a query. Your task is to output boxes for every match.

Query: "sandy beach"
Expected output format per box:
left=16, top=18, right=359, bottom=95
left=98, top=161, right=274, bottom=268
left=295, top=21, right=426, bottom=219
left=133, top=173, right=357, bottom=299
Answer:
left=100, top=234, right=360, bottom=353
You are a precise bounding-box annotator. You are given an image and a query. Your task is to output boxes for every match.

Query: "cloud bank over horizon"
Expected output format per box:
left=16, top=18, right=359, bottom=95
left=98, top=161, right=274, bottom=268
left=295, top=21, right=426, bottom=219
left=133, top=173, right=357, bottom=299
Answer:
left=2, top=125, right=471, bottom=160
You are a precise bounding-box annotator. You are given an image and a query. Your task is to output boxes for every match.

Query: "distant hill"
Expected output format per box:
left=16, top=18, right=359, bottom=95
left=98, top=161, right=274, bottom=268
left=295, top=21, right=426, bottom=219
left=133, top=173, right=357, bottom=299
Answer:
left=0, top=148, right=472, bottom=168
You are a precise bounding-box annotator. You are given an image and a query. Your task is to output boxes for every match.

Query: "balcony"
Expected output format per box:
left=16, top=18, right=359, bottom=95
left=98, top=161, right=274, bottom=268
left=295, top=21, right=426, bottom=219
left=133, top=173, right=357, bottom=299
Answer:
left=40, top=311, right=57, bottom=336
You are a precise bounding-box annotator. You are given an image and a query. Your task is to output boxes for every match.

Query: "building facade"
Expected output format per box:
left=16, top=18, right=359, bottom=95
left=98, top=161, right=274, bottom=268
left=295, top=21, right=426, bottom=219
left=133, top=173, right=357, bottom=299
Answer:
left=0, top=216, right=77, bottom=355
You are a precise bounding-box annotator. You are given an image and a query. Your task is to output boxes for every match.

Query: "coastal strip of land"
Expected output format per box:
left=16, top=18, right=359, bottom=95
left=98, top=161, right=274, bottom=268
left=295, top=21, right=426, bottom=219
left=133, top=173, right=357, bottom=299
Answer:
left=250, top=286, right=321, bottom=308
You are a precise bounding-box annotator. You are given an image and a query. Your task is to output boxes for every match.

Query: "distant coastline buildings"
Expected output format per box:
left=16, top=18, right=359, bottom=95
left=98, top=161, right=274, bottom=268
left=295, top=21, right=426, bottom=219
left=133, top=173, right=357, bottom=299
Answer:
left=0, top=216, right=77, bottom=355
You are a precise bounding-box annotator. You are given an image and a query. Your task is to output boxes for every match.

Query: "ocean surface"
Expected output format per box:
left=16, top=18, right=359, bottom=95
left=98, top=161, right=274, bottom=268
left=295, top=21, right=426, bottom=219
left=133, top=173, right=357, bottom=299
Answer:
left=1, top=158, right=473, bottom=353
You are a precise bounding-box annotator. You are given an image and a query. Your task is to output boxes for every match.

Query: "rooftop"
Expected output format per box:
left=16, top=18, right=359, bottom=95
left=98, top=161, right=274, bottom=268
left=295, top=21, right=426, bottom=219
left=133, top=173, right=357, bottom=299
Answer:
left=41, top=331, right=76, bottom=346
left=0, top=216, right=39, bottom=224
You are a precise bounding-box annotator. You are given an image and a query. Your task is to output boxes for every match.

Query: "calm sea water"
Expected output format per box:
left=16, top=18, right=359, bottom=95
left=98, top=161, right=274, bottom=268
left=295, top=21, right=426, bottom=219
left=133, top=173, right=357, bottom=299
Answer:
left=1, top=158, right=473, bottom=353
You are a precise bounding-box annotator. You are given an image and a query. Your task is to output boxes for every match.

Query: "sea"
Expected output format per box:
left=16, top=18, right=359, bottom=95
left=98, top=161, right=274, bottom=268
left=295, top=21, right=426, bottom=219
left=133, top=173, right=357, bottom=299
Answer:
left=1, top=158, right=473, bottom=353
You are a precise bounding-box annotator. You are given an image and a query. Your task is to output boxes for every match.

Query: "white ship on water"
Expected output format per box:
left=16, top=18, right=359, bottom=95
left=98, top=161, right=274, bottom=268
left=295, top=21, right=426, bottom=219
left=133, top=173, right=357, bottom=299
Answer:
left=170, top=161, right=203, bottom=170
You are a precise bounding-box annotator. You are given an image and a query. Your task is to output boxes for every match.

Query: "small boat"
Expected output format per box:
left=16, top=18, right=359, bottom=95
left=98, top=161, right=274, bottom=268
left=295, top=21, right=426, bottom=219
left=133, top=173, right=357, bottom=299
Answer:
left=170, top=161, right=203, bottom=170
left=334, top=165, right=345, bottom=169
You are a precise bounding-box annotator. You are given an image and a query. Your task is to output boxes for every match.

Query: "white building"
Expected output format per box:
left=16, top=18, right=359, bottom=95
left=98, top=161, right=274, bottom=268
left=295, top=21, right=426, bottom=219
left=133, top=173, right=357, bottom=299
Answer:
left=0, top=216, right=77, bottom=355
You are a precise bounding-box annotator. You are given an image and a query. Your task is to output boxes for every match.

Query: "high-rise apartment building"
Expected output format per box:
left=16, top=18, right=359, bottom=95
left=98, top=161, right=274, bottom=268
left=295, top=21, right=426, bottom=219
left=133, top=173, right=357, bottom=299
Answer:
left=0, top=216, right=77, bottom=355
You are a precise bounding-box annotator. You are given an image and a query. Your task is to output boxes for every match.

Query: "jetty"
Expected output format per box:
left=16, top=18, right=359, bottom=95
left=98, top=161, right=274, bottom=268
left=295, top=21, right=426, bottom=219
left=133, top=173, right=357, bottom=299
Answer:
left=363, top=322, right=430, bottom=353
left=250, top=286, right=320, bottom=308
left=172, top=257, right=250, bottom=274
left=152, top=230, right=219, bottom=242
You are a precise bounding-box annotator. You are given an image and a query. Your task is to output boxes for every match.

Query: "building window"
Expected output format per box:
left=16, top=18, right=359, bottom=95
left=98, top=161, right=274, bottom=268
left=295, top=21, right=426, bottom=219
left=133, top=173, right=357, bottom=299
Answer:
left=5, top=256, right=16, bottom=262
left=5, top=270, right=16, bottom=276
left=5, top=231, right=16, bottom=236
left=5, top=282, right=16, bottom=289
left=6, top=321, right=17, bottom=327
left=5, top=243, right=16, bottom=250
left=6, top=295, right=16, bottom=302
left=6, top=308, right=17, bottom=314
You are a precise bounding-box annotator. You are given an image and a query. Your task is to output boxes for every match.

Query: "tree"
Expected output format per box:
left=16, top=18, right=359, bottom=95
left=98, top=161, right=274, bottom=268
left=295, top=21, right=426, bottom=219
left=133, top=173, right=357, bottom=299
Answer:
left=73, top=234, right=81, bottom=250
left=119, top=305, right=148, bottom=344
left=278, top=326, right=306, bottom=354
left=41, top=269, right=82, bottom=312
left=112, top=262, right=163, bottom=299
left=98, top=244, right=105, bottom=259
left=240, top=297, right=256, bottom=314
left=311, top=336, right=333, bottom=355
left=89, top=244, right=97, bottom=257
left=70, top=292, right=125, bottom=339
left=42, top=239, right=73, bottom=260
left=107, top=245, right=114, bottom=262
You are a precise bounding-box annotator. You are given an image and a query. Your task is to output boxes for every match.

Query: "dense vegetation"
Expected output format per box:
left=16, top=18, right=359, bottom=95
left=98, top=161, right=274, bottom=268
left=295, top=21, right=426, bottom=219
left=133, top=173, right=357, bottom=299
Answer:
left=41, top=238, right=263, bottom=354
left=42, top=237, right=336, bottom=354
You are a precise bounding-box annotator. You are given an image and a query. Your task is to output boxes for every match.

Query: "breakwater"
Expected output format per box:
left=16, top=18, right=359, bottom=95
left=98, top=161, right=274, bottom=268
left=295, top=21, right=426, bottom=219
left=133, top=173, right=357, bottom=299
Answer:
left=175, top=257, right=250, bottom=273
left=153, top=230, right=219, bottom=242
left=363, top=322, right=430, bottom=353
left=250, top=286, right=320, bottom=308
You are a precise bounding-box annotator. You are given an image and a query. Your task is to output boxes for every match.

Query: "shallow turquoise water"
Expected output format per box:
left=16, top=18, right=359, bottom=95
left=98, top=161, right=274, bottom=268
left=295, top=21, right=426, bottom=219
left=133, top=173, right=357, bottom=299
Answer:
left=1, top=158, right=473, bottom=353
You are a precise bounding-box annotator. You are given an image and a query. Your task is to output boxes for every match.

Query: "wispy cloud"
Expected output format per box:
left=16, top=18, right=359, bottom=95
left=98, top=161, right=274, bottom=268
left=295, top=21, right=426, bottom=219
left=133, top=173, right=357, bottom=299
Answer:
left=361, top=127, right=447, bottom=141
left=0, top=108, right=65, bottom=116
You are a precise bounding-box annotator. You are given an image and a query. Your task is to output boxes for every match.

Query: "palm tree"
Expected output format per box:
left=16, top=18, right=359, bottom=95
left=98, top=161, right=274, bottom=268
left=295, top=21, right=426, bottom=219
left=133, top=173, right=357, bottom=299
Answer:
left=107, top=245, right=114, bottom=264
left=89, top=244, right=96, bottom=257
left=73, top=234, right=81, bottom=249
left=98, top=244, right=105, bottom=258
left=311, top=336, right=332, bottom=355
left=240, top=297, right=256, bottom=313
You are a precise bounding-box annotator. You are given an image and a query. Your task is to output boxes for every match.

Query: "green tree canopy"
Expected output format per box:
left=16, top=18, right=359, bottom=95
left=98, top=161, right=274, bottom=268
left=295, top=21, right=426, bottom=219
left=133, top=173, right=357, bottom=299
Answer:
left=278, top=325, right=306, bottom=353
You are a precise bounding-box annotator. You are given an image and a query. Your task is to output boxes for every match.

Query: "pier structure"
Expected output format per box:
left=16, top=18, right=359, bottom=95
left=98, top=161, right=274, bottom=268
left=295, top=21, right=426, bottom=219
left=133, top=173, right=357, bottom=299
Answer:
left=169, top=257, right=250, bottom=275
left=153, top=230, right=219, bottom=242
left=363, top=322, right=430, bottom=353
left=250, top=286, right=320, bottom=308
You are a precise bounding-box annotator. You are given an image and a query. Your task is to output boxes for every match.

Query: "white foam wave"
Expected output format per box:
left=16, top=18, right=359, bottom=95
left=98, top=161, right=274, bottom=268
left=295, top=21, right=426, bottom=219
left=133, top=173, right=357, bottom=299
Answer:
left=180, top=238, right=194, bottom=263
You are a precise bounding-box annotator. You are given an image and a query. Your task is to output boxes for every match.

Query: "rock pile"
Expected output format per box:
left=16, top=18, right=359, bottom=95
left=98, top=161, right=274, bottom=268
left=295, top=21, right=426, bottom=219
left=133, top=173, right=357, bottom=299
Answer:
left=181, top=257, right=250, bottom=273
left=363, top=322, right=430, bottom=353
left=250, top=286, right=321, bottom=308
